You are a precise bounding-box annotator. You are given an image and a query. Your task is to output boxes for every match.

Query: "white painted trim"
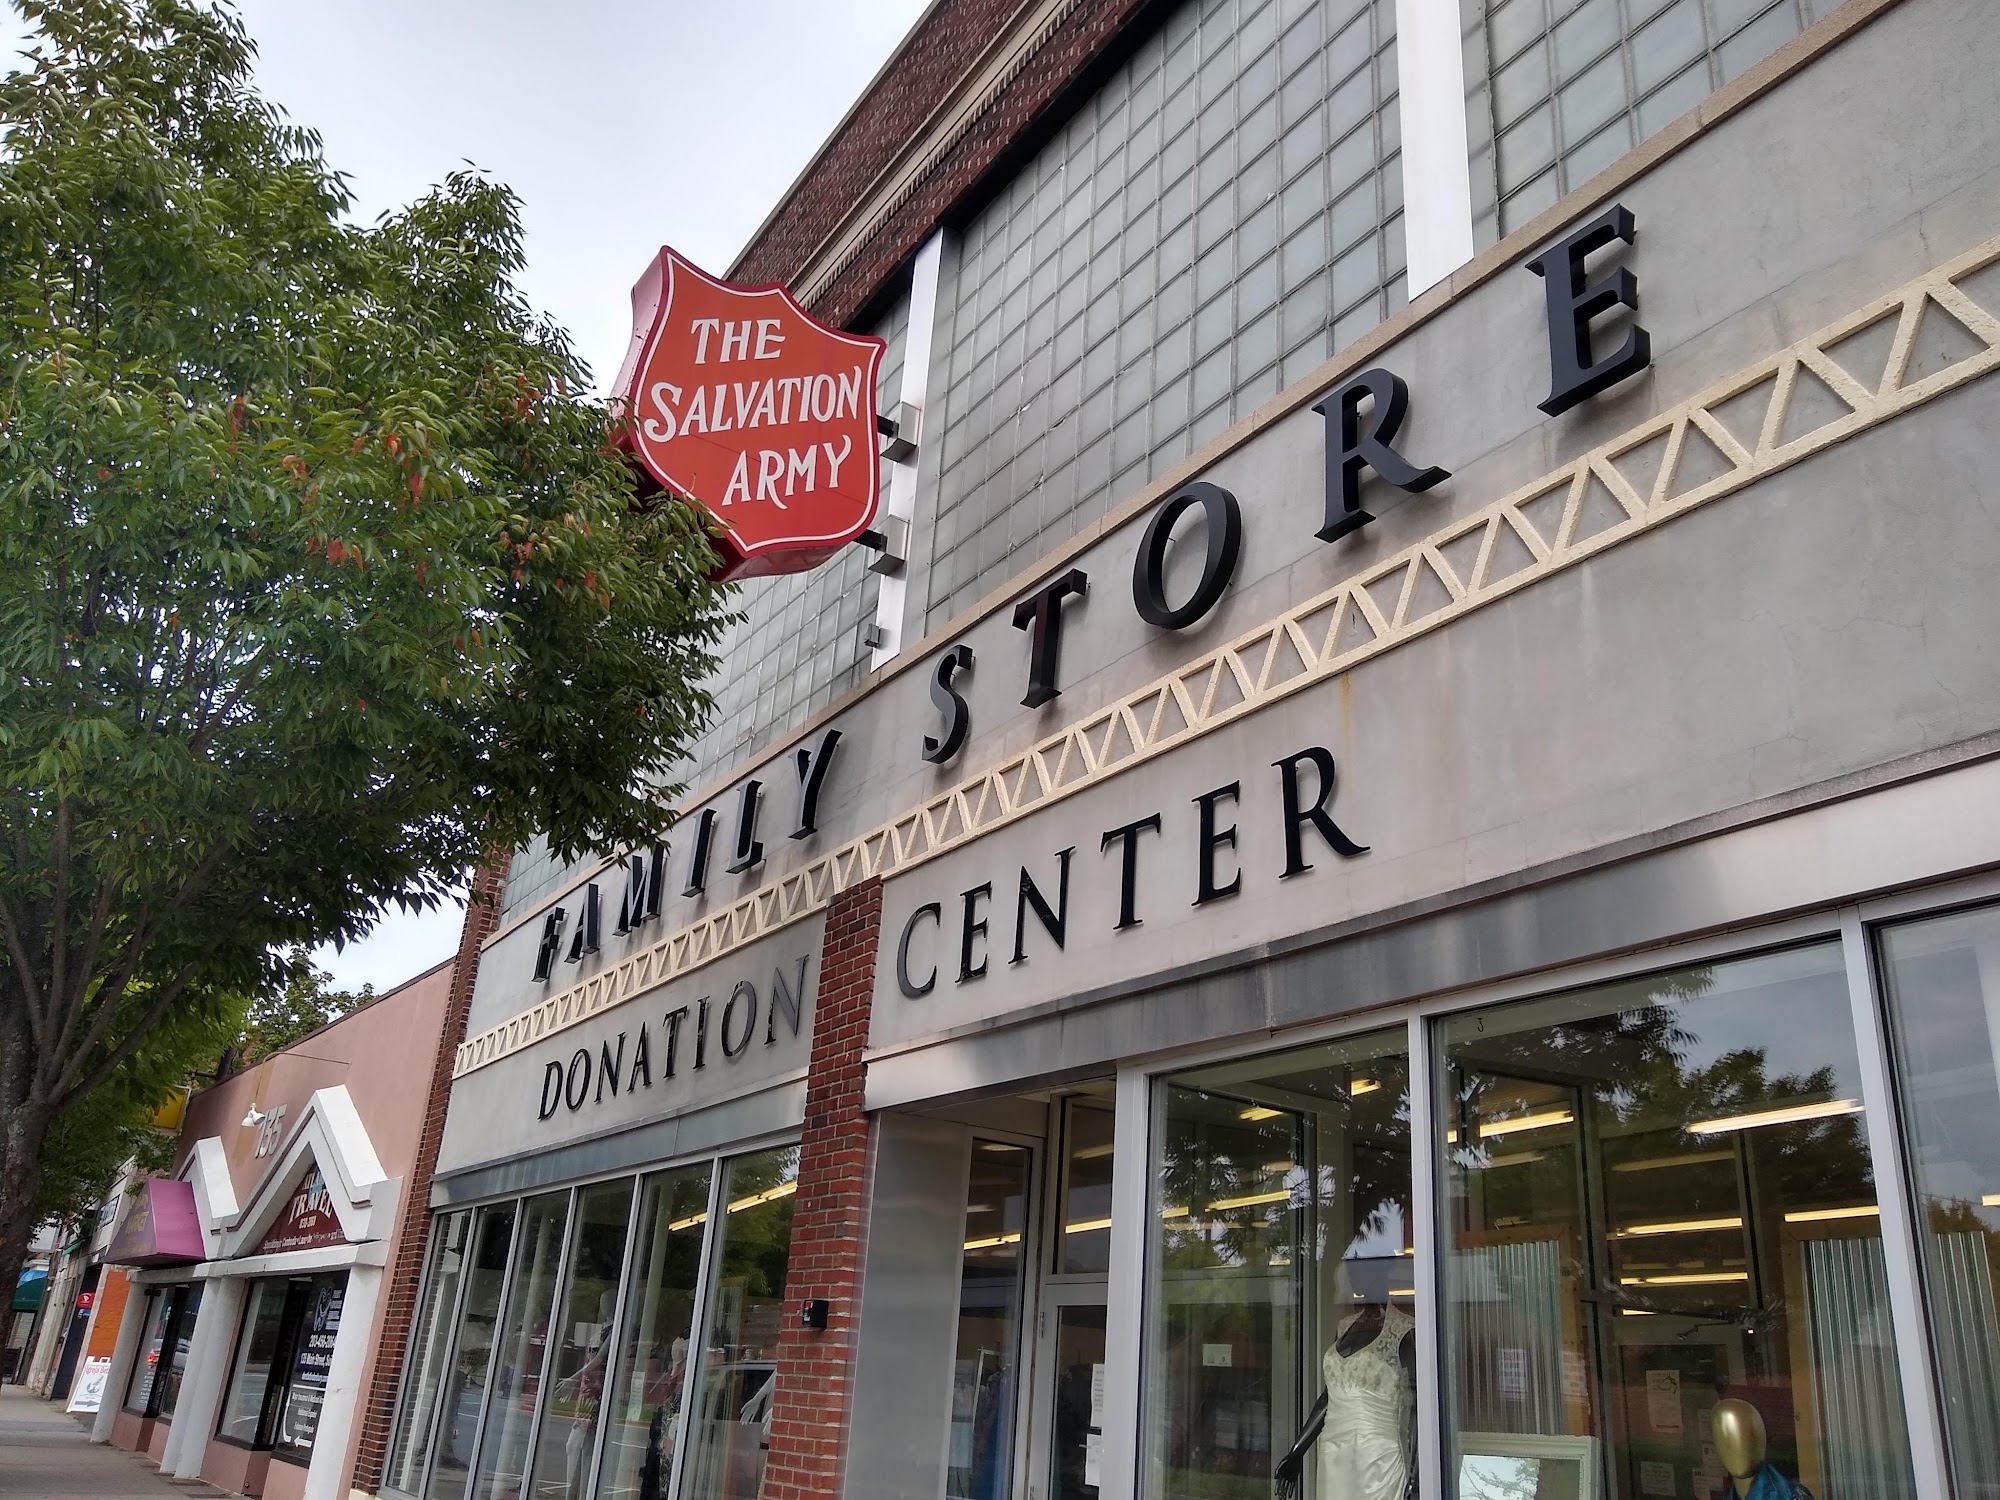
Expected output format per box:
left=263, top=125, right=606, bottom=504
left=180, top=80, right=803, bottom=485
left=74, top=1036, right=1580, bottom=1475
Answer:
left=217, top=1086, right=397, bottom=1256
left=1405, top=1014, right=1445, bottom=1500
left=1394, top=0, right=1477, bottom=294
left=872, top=229, right=948, bottom=668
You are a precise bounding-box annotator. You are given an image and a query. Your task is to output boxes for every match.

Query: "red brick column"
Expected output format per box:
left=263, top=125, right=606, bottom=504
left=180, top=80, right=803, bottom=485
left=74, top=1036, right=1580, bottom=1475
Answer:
left=352, top=858, right=510, bottom=1493
left=761, top=877, right=883, bottom=1500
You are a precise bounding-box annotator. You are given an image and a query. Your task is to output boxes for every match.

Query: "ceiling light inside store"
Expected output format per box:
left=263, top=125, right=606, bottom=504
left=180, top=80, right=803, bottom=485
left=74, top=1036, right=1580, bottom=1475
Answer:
left=1476, top=1108, right=1575, bottom=1140
left=1687, top=1099, right=1861, bottom=1134
left=727, top=1180, right=798, bottom=1214
left=1066, top=1216, right=1113, bottom=1234
left=1074, top=1143, right=1116, bottom=1160
left=1207, top=1189, right=1292, bottom=1212
left=1784, top=1205, right=1881, bottom=1223
left=1613, top=1150, right=1735, bottom=1173
left=1239, top=1106, right=1283, bottom=1121
left=668, top=1212, right=708, bottom=1232
left=964, top=1232, right=1023, bottom=1251
left=1160, top=1205, right=1190, bottom=1219
left=1614, top=1216, right=1744, bottom=1238
left=1620, top=1271, right=1750, bottom=1286
left=1984, top=1193, right=2000, bottom=1207
left=1349, top=1078, right=1381, bottom=1095
left=1262, top=1160, right=1295, bottom=1173
left=1482, top=1151, right=1546, bottom=1169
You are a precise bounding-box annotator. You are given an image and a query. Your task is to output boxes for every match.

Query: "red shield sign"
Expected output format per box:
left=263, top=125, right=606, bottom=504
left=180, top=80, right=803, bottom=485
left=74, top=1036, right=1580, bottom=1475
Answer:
left=613, top=247, right=886, bottom=580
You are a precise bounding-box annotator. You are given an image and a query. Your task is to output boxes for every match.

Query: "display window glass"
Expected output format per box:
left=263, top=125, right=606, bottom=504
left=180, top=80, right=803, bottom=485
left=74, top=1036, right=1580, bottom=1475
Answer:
left=1876, top=904, right=2000, bottom=1496
left=388, top=1211, right=474, bottom=1491
left=1060, top=1102, right=1117, bottom=1275
left=1144, top=1028, right=1414, bottom=1500
left=594, top=1164, right=713, bottom=1500
left=217, top=1279, right=291, bottom=1443
left=679, top=1145, right=800, bottom=1500
left=427, top=1201, right=520, bottom=1500
left=152, top=1282, right=201, bottom=1419
left=949, top=1141, right=1033, bottom=1500
left=272, top=1275, right=345, bottom=1458
left=526, top=1181, right=635, bottom=1500
left=1440, top=943, right=1917, bottom=1499
left=123, top=1288, right=172, bottom=1414
left=469, top=1189, right=572, bottom=1498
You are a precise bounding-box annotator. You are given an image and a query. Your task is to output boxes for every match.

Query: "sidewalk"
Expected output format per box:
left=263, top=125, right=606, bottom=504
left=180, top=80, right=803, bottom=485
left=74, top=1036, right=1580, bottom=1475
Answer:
left=0, top=1385, right=227, bottom=1499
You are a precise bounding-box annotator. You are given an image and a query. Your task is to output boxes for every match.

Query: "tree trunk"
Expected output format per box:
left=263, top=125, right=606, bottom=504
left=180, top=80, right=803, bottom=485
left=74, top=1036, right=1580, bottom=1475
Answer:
left=0, top=1005, right=54, bottom=1323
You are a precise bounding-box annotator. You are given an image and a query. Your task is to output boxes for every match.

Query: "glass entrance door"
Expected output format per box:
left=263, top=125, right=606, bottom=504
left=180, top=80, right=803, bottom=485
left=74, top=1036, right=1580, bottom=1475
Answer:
left=1030, top=1285, right=1108, bottom=1500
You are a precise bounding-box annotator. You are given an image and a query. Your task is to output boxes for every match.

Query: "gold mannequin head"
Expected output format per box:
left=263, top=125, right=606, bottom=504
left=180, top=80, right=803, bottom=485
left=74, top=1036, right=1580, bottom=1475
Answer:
left=1712, top=1399, right=1768, bottom=1497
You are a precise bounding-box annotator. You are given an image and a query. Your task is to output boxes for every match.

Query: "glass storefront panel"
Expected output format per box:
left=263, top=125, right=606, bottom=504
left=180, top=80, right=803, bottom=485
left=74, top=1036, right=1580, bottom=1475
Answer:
left=1145, top=1028, right=1415, bottom=1500
left=948, top=1141, right=1033, bottom=1500
left=218, top=1279, right=292, bottom=1443
left=123, top=1288, right=172, bottom=1414
left=1878, top=905, right=2000, bottom=1497
left=470, top=1189, right=572, bottom=1499
left=680, top=1146, right=801, bottom=1500
left=1441, top=943, right=1916, bottom=1500
left=595, top=1165, right=714, bottom=1500
left=429, top=1201, right=520, bottom=1500
left=273, top=1274, right=346, bottom=1459
left=390, top=1211, right=473, bottom=1490
left=1061, top=1101, right=1117, bottom=1275
left=153, top=1283, right=201, bottom=1419
left=526, top=1182, right=635, bottom=1500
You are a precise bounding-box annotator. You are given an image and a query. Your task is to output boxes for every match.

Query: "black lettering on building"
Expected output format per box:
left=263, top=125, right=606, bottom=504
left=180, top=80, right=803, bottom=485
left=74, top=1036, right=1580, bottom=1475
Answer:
left=960, top=882, right=993, bottom=981
left=898, top=903, right=942, bottom=998
left=1133, top=483, right=1241, bottom=630
left=1101, top=813, right=1164, bottom=931
left=792, top=730, right=842, bottom=838
left=721, top=981, right=758, bottom=1059
left=1012, top=568, right=1088, bottom=707
left=923, top=645, right=975, bottom=765
left=1526, top=202, right=1651, bottom=416
left=1313, top=368, right=1449, bottom=541
left=1194, top=781, right=1242, bottom=905
left=1011, top=847, right=1075, bottom=965
left=1274, top=746, right=1369, bottom=876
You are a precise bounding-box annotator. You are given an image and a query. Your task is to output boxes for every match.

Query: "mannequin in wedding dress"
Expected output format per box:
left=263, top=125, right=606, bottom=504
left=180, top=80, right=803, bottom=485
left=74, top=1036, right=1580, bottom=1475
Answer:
left=1275, top=1260, right=1417, bottom=1500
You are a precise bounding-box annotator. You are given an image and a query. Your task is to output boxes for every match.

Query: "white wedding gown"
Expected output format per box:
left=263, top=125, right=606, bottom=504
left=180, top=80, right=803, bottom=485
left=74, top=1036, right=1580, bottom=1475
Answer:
left=1318, top=1305, right=1414, bottom=1500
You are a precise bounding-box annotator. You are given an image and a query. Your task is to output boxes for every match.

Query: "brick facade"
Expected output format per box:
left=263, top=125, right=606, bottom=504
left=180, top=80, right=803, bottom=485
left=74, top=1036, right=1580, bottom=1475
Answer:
left=351, top=858, right=510, bottom=1494
left=759, top=877, right=883, bottom=1500
left=733, top=0, right=1162, bottom=330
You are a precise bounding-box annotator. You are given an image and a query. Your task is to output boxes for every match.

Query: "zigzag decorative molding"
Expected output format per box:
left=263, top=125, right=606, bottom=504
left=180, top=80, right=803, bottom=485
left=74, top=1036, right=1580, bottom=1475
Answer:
left=454, top=234, right=2000, bottom=1079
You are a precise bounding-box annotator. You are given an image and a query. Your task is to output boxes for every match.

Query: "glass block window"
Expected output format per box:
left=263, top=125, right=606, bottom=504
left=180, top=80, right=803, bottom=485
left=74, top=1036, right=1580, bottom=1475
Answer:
left=1464, top=0, right=1840, bottom=244
left=925, top=0, right=1404, bottom=631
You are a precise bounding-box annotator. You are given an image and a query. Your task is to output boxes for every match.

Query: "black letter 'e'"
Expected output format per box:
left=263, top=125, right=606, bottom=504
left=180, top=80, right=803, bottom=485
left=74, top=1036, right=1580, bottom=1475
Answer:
left=898, top=902, right=942, bottom=998
left=1525, top=202, right=1651, bottom=416
left=1313, top=369, right=1450, bottom=542
left=923, top=644, right=975, bottom=765
left=1134, top=482, right=1243, bottom=631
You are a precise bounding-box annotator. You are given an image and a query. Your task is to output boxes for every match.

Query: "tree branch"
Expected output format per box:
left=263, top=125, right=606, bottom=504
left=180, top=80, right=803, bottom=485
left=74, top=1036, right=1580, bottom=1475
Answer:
left=53, top=961, right=199, bottom=1110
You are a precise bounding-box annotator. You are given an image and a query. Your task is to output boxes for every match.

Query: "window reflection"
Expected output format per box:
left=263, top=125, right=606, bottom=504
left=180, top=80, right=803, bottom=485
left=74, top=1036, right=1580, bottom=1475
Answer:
left=471, top=1190, right=571, bottom=1498
left=428, top=1202, right=517, bottom=1500
left=1878, top=906, right=2000, bottom=1496
left=1061, top=1101, right=1117, bottom=1275
left=1442, top=943, right=1916, bottom=1500
left=527, top=1182, right=634, bottom=1500
left=949, top=1141, right=1032, bottom=1500
left=390, top=1211, right=472, bottom=1492
left=680, top=1146, right=800, bottom=1500
left=1146, top=1029, right=1414, bottom=1500
left=594, top=1165, right=713, bottom=1500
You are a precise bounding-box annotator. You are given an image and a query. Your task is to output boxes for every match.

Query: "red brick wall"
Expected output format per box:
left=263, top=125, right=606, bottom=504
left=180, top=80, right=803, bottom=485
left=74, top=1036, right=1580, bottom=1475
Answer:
left=732, top=0, right=1160, bottom=331
left=351, top=859, right=510, bottom=1493
left=760, top=877, right=883, bottom=1500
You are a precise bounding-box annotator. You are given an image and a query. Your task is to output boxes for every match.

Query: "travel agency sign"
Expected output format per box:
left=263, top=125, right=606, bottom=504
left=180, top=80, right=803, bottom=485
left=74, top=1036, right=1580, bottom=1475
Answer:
left=613, top=246, right=886, bottom=580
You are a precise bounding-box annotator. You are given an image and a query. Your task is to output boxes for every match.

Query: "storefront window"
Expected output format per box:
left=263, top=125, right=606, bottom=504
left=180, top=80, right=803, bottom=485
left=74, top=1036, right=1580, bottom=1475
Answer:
left=527, top=1182, right=635, bottom=1500
left=153, top=1283, right=201, bottom=1419
left=389, top=1211, right=474, bottom=1491
left=429, top=1201, right=520, bottom=1500
left=218, top=1280, right=292, bottom=1443
left=1144, top=1029, right=1414, bottom=1500
left=949, top=1141, right=1033, bottom=1500
left=1441, top=943, right=1917, bottom=1500
left=1061, top=1101, right=1117, bottom=1275
left=470, top=1189, right=572, bottom=1498
left=595, top=1165, right=713, bottom=1500
left=272, top=1275, right=345, bottom=1458
left=1877, top=905, right=2000, bottom=1496
left=124, top=1283, right=199, bottom=1418
left=123, top=1288, right=172, bottom=1414
left=680, top=1146, right=800, bottom=1500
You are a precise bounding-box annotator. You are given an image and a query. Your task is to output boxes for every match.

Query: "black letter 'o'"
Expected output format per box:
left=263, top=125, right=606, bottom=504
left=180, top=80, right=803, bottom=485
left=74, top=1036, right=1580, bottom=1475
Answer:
left=721, top=980, right=758, bottom=1059
left=1133, top=482, right=1242, bottom=630
left=564, top=1048, right=592, bottom=1111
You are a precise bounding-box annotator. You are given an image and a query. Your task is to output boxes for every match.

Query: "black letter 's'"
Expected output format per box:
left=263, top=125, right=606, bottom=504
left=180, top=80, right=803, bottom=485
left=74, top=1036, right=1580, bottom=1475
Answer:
left=923, top=645, right=975, bottom=765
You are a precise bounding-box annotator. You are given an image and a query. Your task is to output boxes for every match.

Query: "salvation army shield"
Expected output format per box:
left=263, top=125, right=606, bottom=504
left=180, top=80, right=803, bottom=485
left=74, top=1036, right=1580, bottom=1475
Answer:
left=612, top=247, right=886, bottom=581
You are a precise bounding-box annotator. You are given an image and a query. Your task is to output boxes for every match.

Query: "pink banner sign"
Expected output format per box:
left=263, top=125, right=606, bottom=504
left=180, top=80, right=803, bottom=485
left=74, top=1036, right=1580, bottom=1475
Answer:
left=106, top=1179, right=205, bottom=1267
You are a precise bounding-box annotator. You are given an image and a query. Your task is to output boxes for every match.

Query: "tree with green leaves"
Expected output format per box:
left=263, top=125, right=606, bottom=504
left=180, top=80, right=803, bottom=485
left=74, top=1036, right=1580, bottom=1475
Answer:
left=0, top=0, right=729, bottom=1295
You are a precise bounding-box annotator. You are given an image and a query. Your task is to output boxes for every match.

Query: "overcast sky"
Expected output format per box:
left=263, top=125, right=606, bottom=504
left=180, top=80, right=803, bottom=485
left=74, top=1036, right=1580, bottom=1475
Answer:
left=5, top=0, right=931, bottom=991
